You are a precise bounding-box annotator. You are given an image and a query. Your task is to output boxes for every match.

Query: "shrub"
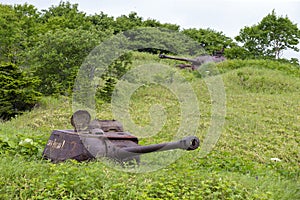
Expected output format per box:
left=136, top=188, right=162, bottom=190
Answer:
left=96, top=52, right=133, bottom=102
left=0, top=63, right=41, bottom=120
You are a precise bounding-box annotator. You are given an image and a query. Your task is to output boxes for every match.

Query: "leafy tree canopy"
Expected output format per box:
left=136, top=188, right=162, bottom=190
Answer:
left=39, top=1, right=91, bottom=31
left=1, top=1, right=299, bottom=110
left=0, top=4, right=22, bottom=63
left=28, top=28, right=102, bottom=96
left=235, top=10, right=300, bottom=59
left=182, top=28, right=235, bottom=56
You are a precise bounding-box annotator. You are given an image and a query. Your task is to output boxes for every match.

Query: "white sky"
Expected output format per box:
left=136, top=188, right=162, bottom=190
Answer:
left=1, top=0, right=300, bottom=59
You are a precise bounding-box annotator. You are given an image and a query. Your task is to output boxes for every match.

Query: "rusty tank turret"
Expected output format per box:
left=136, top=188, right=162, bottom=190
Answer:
left=42, top=110, right=200, bottom=163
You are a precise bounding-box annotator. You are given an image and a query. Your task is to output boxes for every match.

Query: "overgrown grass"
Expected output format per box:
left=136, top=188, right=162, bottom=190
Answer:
left=0, top=53, right=299, bottom=199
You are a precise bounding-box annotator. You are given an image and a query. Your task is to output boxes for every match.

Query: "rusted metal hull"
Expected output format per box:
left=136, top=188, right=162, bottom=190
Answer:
left=42, top=130, right=200, bottom=163
left=42, top=130, right=139, bottom=162
left=42, top=111, right=200, bottom=163
left=43, top=130, right=92, bottom=162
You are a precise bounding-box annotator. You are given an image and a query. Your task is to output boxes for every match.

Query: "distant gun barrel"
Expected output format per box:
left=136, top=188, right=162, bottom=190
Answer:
left=159, top=54, right=225, bottom=67
left=159, top=54, right=199, bottom=64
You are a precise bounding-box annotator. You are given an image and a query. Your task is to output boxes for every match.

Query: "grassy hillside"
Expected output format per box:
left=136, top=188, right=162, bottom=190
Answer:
left=0, top=53, right=299, bottom=199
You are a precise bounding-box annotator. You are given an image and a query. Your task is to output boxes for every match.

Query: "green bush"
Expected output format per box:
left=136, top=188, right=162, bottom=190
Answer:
left=28, top=28, right=102, bottom=96
left=0, top=63, right=41, bottom=120
left=96, top=52, right=133, bottom=102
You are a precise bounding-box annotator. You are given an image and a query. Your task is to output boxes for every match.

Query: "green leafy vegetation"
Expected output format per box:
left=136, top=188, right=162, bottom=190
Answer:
left=0, top=63, right=41, bottom=120
left=182, top=28, right=234, bottom=55
left=0, top=56, right=299, bottom=199
left=28, top=28, right=102, bottom=96
left=236, top=9, right=300, bottom=60
left=0, top=1, right=300, bottom=199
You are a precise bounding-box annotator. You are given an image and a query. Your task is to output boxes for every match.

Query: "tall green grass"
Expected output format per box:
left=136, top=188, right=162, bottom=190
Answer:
left=217, top=59, right=300, bottom=77
left=0, top=53, right=299, bottom=199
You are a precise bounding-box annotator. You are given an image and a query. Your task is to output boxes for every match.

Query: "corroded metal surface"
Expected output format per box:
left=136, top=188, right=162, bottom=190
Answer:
left=42, top=110, right=200, bottom=163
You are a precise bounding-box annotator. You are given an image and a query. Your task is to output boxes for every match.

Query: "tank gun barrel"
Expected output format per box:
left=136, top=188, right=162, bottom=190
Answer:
left=123, top=136, right=199, bottom=153
left=159, top=54, right=199, bottom=64
left=114, top=136, right=200, bottom=160
left=159, top=54, right=225, bottom=68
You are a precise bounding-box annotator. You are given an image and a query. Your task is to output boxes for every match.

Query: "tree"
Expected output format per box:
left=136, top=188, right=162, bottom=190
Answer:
left=28, top=28, right=101, bottom=95
left=0, top=3, right=42, bottom=64
left=114, top=12, right=180, bottom=34
left=96, top=52, right=133, bottom=102
left=87, top=12, right=115, bottom=36
left=223, top=45, right=250, bottom=60
left=143, top=19, right=180, bottom=31
left=13, top=3, right=41, bottom=40
left=0, top=63, right=41, bottom=120
left=182, top=28, right=234, bottom=55
left=0, top=4, right=22, bottom=63
left=13, top=3, right=43, bottom=66
left=235, top=10, right=300, bottom=59
left=124, top=27, right=204, bottom=55
left=114, top=12, right=143, bottom=33
left=39, top=1, right=91, bottom=31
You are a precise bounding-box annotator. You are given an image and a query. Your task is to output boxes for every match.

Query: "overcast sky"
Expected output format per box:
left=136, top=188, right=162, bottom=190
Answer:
left=1, top=0, right=300, bottom=59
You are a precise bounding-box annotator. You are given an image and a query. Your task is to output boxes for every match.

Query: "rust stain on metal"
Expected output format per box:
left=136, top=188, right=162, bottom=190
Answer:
left=42, top=110, right=200, bottom=163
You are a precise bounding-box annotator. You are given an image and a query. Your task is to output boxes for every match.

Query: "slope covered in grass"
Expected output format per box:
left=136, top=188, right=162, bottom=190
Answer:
left=0, top=54, right=299, bottom=199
